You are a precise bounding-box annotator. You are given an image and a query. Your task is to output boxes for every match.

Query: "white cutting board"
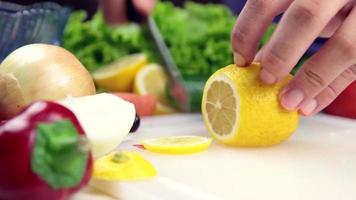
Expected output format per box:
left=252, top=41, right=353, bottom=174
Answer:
left=73, top=114, right=356, bottom=200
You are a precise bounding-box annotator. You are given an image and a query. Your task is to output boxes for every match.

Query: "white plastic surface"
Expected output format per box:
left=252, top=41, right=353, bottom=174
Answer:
left=74, top=114, right=356, bottom=200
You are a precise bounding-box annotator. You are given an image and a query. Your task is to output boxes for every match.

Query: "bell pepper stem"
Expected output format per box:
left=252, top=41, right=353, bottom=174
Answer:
left=31, top=120, right=89, bottom=189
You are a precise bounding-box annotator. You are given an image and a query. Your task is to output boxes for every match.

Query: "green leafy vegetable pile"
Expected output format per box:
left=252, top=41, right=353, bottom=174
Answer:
left=152, top=2, right=236, bottom=79
left=62, top=11, right=157, bottom=72
left=62, top=1, right=237, bottom=78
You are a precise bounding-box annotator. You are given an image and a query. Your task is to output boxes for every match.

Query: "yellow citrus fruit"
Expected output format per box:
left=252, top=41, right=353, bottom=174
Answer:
left=92, top=54, right=147, bottom=92
left=134, top=64, right=177, bottom=114
left=141, top=136, right=212, bottom=154
left=201, top=63, right=299, bottom=146
left=93, top=151, right=157, bottom=181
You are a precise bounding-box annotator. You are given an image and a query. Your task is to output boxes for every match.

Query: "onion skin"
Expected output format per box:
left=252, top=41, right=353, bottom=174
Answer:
left=0, top=44, right=96, bottom=119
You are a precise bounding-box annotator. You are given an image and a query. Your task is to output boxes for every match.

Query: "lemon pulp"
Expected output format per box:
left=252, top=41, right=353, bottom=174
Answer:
left=93, top=151, right=157, bottom=181
left=206, top=79, right=238, bottom=136
left=134, top=64, right=176, bottom=114
left=93, top=54, right=147, bottom=92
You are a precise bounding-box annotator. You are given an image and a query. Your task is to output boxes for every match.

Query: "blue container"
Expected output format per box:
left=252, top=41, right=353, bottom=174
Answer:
left=0, top=1, right=71, bottom=61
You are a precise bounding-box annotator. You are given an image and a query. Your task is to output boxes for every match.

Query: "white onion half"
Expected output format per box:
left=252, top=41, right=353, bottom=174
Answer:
left=59, top=93, right=136, bottom=158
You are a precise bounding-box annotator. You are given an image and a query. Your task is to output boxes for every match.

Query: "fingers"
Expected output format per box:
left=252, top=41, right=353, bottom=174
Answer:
left=260, top=0, right=348, bottom=84
left=302, top=65, right=356, bottom=115
left=100, top=0, right=128, bottom=25
left=319, top=3, right=353, bottom=38
left=254, top=49, right=263, bottom=62
left=280, top=7, right=356, bottom=113
left=231, top=0, right=293, bottom=66
left=133, top=0, right=156, bottom=16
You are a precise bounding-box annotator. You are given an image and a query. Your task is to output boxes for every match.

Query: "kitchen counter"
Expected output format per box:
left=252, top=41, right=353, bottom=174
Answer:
left=73, top=114, right=356, bottom=200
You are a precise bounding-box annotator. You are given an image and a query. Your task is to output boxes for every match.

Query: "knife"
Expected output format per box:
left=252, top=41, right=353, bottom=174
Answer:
left=147, top=16, right=191, bottom=112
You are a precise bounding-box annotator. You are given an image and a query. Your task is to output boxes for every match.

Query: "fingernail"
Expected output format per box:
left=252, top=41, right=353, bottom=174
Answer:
left=300, top=99, right=318, bottom=116
left=254, top=50, right=262, bottom=62
left=234, top=52, right=246, bottom=66
left=280, top=89, right=305, bottom=111
left=260, top=68, right=277, bottom=84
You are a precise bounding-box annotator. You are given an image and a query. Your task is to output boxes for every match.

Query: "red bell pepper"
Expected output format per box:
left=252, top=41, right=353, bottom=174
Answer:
left=0, top=101, right=93, bottom=200
left=324, top=81, right=356, bottom=119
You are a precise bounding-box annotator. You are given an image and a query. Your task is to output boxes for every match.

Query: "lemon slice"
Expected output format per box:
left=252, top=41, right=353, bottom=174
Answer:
left=202, top=63, right=299, bottom=146
left=134, top=64, right=177, bottom=114
left=141, top=136, right=212, bottom=154
left=93, top=54, right=147, bottom=92
left=93, top=151, right=157, bottom=181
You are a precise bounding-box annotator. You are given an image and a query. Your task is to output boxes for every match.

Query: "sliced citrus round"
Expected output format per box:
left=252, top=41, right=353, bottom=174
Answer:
left=134, top=64, right=177, bottom=114
left=141, top=136, right=212, bottom=154
left=202, top=63, right=299, bottom=146
left=93, top=151, right=157, bottom=181
left=93, top=54, right=147, bottom=92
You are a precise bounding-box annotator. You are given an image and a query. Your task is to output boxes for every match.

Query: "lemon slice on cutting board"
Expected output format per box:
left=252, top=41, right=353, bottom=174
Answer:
left=141, top=136, right=212, bottom=154
left=201, top=63, right=299, bottom=146
left=93, top=54, right=147, bottom=92
left=93, top=151, right=157, bottom=181
left=134, top=64, right=177, bottom=114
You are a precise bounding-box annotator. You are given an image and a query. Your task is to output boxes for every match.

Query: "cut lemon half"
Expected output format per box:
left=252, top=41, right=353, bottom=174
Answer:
left=134, top=64, right=177, bottom=114
left=93, top=151, right=157, bottom=181
left=202, top=63, right=299, bottom=146
left=141, top=136, right=212, bottom=154
left=93, top=54, right=147, bottom=92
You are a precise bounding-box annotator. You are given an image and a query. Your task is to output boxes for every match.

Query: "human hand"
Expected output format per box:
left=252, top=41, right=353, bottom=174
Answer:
left=132, top=0, right=156, bottom=16
left=100, top=0, right=156, bottom=25
left=231, top=0, right=356, bottom=116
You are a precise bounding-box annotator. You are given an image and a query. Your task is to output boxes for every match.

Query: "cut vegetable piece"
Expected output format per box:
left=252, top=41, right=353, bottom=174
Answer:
left=202, top=63, right=299, bottom=146
left=93, top=151, right=156, bottom=181
left=134, top=64, right=177, bottom=114
left=59, top=93, right=135, bottom=158
left=141, top=136, right=212, bottom=154
left=114, top=93, right=156, bottom=117
left=93, top=54, right=147, bottom=92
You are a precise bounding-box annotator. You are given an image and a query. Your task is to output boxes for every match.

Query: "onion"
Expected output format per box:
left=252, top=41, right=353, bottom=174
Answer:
left=59, top=93, right=136, bottom=158
left=0, top=44, right=96, bottom=119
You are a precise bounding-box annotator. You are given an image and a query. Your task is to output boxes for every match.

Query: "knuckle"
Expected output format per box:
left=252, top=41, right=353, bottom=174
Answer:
left=301, top=68, right=327, bottom=89
left=341, top=65, right=356, bottom=81
left=323, top=85, right=339, bottom=101
left=350, top=64, right=356, bottom=75
left=304, top=0, right=323, bottom=9
left=289, top=2, right=323, bottom=26
left=263, top=48, right=288, bottom=74
left=231, top=27, right=248, bottom=52
left=334, top=35, right=356, bottom=59
left=247, top=0, right=273, bottom=12
left=231, top=26, right=247, bottom=43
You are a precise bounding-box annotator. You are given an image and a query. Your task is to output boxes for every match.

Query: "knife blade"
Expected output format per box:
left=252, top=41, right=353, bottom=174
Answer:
left=147, top=16, right=191, bottom=112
